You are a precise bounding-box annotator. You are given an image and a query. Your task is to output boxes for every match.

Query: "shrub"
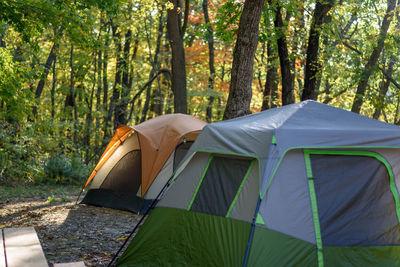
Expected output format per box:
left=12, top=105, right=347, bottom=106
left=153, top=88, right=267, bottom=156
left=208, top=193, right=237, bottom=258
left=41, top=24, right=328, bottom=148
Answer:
left=43, top=154, right=89, bottom=185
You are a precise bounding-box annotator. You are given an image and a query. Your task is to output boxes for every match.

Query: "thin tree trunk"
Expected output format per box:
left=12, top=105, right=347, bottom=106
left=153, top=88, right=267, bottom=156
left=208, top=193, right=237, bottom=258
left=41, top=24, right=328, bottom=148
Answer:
left=167, top=0, right=188, bottom=114
left=102, top=28, right=110, bottom=140
left=223, top=0, right=265, bottom=119
left=141, top=7, right=164, bottom=122
left=85, top=55, right=97, bottom=163
left=51, top=54, right=56, bottom=120
left=274, top=2, right=294, bottom=105
left=302, top=0, right=335, bottom=100
left=108, top=24, right=122, bottom=130
left=33, top=42, right=58, bottom=116
left=351, top=0, right=397, bottom=113
left=373, top=2, right=399, bottom=119
left=68, top=44, right=78, bottom=142
left=115, top=29, right=132, bottom=125
left=290, top=3, right=304, bottom=93
left=372, top=60, right=394, bottom=119
left=203, top=0, right=215, bottom=122
left=262, top=41, right=279, bottom=110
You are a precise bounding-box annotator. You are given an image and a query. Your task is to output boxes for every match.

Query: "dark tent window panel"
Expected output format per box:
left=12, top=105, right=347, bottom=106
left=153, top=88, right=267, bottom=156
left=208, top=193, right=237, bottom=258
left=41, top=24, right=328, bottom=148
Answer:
left=100, top=150, right=141, bottom=193
left=311, top=154, right=400, bottom=246
left=190, top=156, right=252, bottom=217
left=173, top=141, right=194, bottom=171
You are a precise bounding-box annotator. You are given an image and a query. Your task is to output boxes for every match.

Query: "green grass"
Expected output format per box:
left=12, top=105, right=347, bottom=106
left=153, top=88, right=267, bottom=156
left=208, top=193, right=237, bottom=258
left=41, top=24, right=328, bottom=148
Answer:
left=0, top=185, right=82, bottom=202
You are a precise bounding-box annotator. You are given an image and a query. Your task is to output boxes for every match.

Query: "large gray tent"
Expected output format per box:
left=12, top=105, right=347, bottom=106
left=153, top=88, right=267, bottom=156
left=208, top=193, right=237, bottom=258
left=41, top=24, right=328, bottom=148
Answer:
left=117, top=101, right=400, bottom=266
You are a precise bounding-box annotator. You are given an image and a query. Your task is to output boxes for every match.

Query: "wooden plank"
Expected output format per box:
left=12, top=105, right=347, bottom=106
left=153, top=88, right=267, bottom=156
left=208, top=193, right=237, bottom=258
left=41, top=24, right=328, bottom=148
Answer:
left=53, top=262, right=85, bottom=267
left=0, top=229, right=5, bottom=267
left=4, top=227, right=48, bottom=267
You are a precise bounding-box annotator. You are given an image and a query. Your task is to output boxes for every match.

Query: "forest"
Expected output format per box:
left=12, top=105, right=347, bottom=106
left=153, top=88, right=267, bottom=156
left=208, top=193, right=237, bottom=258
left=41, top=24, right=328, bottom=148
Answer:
left=1, top=0, right=400, bottom=186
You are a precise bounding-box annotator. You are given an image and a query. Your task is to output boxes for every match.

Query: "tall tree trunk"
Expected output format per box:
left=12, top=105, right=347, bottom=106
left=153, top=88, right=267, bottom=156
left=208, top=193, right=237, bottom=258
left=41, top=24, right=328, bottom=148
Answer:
left=373, top=2, right=400, bottom=119
left=351, top=0, right=396, bottom=113
left=108, top=24, right=122, bottom=130
left=68, top=44, right=78, bottom=142
left=102, top=27, right=110, bottom=140
left=290, top=3, right=304, bottom=93
left=262, top=41, right=279, bottom=110
left=223, top=0, right=265, bottom=120
left=115, top=29, right=132, bottom=125
left=203, top=0, right=215, bottom=122
left=85, top=55, right=97, bottom=163
left=141, top=7, right=164, bottom=122
left=302, top=0, right=335, bottom=101
left=274, top=2, right=295, bottom=105
left=33, top=42, right=58, bottom=116
left=51, top=54, right=56, bottom=120
left=167, top=0, right=188, bottom=114
left=373, top=59, right=394, bottom=119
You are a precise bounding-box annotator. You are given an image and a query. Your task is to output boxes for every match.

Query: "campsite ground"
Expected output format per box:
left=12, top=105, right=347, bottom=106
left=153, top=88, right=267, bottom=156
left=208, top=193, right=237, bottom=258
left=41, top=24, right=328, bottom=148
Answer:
left=0, top=185, right=140, bottom=266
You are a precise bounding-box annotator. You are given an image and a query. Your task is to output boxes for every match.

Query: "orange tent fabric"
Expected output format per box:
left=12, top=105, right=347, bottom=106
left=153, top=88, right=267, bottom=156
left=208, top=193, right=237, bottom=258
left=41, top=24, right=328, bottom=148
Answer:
left=133, top=114, right=207, bottom=196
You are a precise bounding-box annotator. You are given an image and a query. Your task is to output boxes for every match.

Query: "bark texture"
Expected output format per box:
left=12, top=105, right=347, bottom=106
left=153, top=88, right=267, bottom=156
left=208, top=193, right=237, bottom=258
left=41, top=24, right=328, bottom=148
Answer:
left=274, top=2, right=295, bottom=105
left=302, top=0, right=335, bottom=100
left=223, top=0, right=265, bottom=120
left=262, top=41, right=279, bottom=110
left=167, top=0, right=188, bottom=114
left=203, top=0, right=215, bottom=122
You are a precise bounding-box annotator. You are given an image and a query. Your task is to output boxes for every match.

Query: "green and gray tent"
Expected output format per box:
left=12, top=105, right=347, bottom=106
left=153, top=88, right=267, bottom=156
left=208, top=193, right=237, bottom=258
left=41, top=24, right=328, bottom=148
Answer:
left=117, top=100, right=400, bottom=266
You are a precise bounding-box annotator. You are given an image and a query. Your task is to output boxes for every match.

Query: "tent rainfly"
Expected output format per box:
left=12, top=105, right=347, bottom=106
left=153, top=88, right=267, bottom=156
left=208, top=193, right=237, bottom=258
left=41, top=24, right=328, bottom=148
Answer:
left=80, top=114, right=207, bottom=214
left=117, top=101, right=400, bottom=266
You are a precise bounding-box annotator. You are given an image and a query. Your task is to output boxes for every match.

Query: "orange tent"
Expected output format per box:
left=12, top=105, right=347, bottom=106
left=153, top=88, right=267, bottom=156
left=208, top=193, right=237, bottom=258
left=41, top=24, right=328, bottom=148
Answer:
left=80, top=114, right=207, bottom=213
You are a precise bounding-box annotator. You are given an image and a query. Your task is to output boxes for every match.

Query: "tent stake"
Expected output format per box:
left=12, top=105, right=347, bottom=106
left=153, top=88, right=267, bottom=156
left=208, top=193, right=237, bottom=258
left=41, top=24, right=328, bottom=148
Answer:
left=75, top=185, right=85, bottom=205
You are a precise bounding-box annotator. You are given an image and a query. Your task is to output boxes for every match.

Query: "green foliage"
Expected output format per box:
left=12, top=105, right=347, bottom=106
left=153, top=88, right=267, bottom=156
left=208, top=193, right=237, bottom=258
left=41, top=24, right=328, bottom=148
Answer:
left=214, top=0, right=242, bottom=43
left=46, top=195, right=56, bottom=203
left=43, top=154, right=89, bottom=185
left=0, top=47, right=33, bottom=121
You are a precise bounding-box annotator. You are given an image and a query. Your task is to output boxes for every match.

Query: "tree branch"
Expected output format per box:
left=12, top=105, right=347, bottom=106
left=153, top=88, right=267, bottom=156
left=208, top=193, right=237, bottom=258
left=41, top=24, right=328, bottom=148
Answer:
left=181, top=0, right=190, bottom=36
left=128, top=68, right=171, bottom=122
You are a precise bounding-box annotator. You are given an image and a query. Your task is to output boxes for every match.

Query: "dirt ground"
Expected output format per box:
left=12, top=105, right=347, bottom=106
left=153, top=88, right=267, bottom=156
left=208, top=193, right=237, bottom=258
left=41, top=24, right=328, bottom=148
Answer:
left=0, top=195, right=141, bottom=266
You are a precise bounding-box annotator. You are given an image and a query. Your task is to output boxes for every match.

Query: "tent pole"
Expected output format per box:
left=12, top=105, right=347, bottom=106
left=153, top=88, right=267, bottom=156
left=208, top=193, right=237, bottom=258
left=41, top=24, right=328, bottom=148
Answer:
left=107, top=176, right=174, bottom=267
left=75, top=184, right=85, bottom=205
left=242, top=196, right=262, bottom=267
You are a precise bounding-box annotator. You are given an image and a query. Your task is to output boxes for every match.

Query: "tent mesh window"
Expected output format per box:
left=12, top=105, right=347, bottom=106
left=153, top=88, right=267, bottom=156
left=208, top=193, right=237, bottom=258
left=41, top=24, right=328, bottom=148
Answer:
left=100, top=150, right=142, bottom=193
left=173, top=141, right=194, bottom=171
left=311, top=154, right=400, bottom=246
left=190, top=156, right=252, bottom=217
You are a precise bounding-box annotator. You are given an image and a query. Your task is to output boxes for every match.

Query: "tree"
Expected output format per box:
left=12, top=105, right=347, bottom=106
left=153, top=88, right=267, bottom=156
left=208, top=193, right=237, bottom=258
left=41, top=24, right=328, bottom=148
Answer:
left=167, top=0, right=189, bottom=114
left=273, top=0, right=295, bottom=105
left=203, top=0, right=216, bottom=122
left=262, top=41, right=279, bottom=110
left=302, top=0, right=335, bottom=101
left=351, top=0, right=397, bottom=113
left=223, top=0, right=265, bottom=119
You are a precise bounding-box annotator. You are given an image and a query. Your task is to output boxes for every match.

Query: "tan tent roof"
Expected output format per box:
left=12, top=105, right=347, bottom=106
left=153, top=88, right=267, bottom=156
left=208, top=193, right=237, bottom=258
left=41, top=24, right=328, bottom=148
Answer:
left=132, top=114, right=207, bottom=196
left=84, top=114, right=207, bottom=197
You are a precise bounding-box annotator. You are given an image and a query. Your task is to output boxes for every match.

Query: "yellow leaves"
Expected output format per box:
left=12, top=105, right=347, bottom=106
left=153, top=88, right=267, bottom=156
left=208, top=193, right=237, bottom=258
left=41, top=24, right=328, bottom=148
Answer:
left=115, top=237, right=127, bottom=242
left=166, top=1, right=174, bottom=10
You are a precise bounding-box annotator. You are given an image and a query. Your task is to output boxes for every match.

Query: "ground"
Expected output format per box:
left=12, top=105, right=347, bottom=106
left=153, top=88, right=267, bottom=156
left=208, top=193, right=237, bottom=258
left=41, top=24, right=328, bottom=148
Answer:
left=0, top=186, right=141, bottom=266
